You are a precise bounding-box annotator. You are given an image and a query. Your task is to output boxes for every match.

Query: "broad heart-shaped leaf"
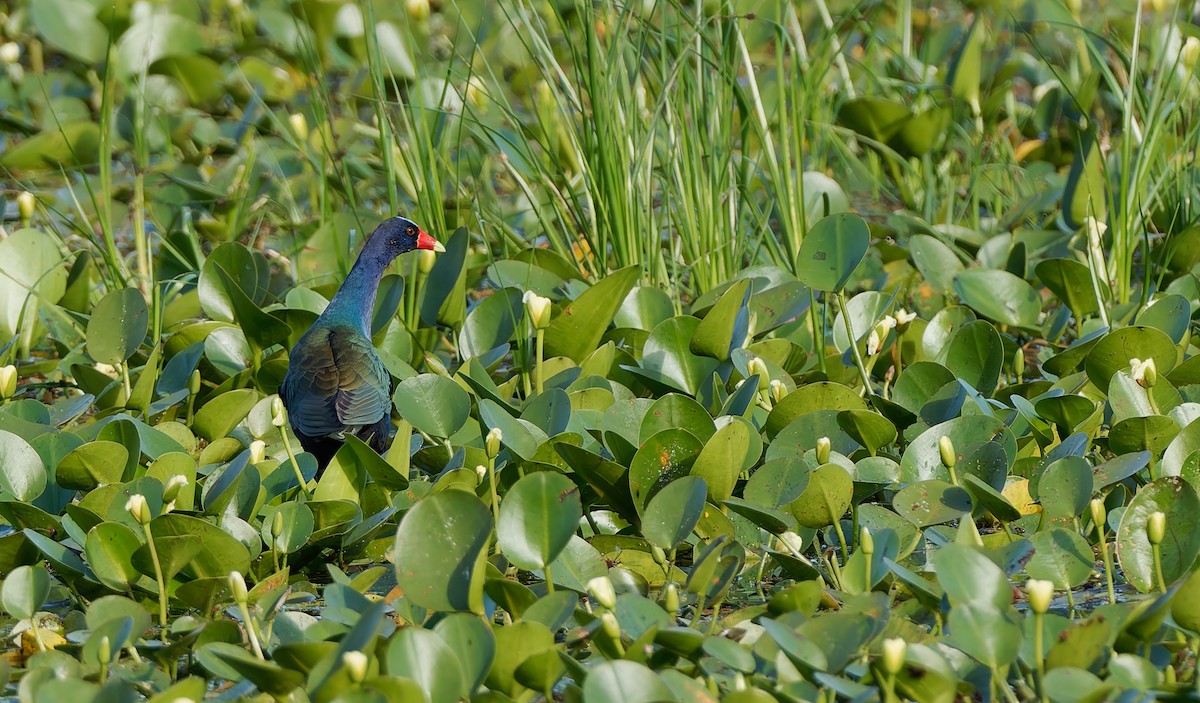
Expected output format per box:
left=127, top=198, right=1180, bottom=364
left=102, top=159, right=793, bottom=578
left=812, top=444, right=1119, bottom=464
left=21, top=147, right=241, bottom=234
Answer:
left=54, top=440, right=127, bottom=491
left=690, top=279, right=751, bottom=360
left=953, top=269, right=1042, bottom=329
left=0, top=122, right=101, bottom=173
left=150, top=513, right=250, bottom=579
left=1027, top=528, right=1094, bottom=589
left=83, top=522, right=143, bottom=592
left=744, top=456, right=812, bottom=509
left=640, top=394, right=716, bottom=444
left=582, top=659, right=676, bottom=703
left=486, top=620, right=555, bottom=696
left=394, top=490, right=492, bottom=612
left=29, top=0, right=108, bottom=64
left=615, top=285, right=675, bottom=331
left=932, top=543, right=1012, bottom=610
left=628, top=429, right=703, bottom=512
left=114, top=9, right=205, bottom=78
left=1117, top=477, right=1200, bottom=593
left=642, top=476, right=708, bottom=550
left=86, top=288, right=148, bottom=365
left=386, top=626, right=470, bottom=703
left=1163, top=417, right=1200, bottom=478
left=909, top=234, right=964, bottom=294
left=836, top=96, right=912, bottom=142
left=0, top=430, right=46, bottom=502
left=497, top=472, right=581, bottom=571
left=544, top=266, right=641, bottom=363
left=836, top=410, right=896, bottom=454
left=796, top=213, right=870, bottom=293
left=210, top=264, right=290, bottom=353
left=1084, top=326, right=1178, bottom=393
left=788, top=464, right=853, bottom=529
left=629, top=316, right=720, bottom=395
left=690, top=419, right=752, bottom=502
left=1137, top=293, right=1191, bottom=343
left=1, top=563, right=49, bottom=619
left=0, top=228, right=68, bottom=356
left=458, top=287, right=522, bottom=360
left=329, top=433, right=408, bottom=492
left=948, top=603, right=1022, bottom=669
left=132, top=534, right=203, bottom=584
left=434, top=613, right=496, bottom=692
left=393, top=374, right=471, bottom=438
left=262, top=502, right=314, bottom=555
left=192, top=389, right=261, bottom=441
left=554, top=443, right=640, bottom=526
left=944, top=320, right=1004, bottom=395
left=831, top=290, right=893, bottom=354
left=961, top=473, right=1021, bottom=522
left=202, top=643, right=305, bottom=698
left=901, top=415, right=1013, bottom=483
left=893, top=480, right=973, bottom=527
left=1036, top=258, right=1100, bottom=319
left=1035, top=456, right=1093, bottom=521
left=198, top=242, right=269, bottom=320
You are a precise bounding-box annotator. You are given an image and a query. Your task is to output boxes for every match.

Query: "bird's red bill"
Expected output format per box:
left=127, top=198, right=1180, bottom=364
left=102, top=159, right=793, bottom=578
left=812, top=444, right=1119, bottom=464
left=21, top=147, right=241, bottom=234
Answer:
left=416, top=230, right=445, bottom=252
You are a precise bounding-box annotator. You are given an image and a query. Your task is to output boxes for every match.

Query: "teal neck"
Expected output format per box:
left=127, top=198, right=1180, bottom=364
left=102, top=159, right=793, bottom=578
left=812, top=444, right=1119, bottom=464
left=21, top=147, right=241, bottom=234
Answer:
left=322, top=245, right=392, bottom=335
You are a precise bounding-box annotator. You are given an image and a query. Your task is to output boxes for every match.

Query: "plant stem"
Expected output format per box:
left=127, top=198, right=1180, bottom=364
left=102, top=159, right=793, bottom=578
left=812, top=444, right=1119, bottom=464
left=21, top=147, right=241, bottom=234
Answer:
left=837, top=291, right=873, bottom=395
left=534, top=328, right=545, bottom=395
left=487, top=455, right=500, bottom=518
left=280, top=430, right=311, bottom=499
left=238, top=600, right=264, bottom=660
left=1034, top=612, right=1047, bottom=703
left=1153, top=543, right=1168, bottom=594
left=142, top=523, right=169, bottom=643
left=1096, top=528, right=1117, bottom=605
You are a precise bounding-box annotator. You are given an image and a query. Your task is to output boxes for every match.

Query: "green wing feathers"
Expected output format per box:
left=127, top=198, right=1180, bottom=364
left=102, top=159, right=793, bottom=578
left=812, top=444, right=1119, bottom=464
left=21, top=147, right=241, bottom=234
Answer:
left=281, top=327, right=392, bottom=439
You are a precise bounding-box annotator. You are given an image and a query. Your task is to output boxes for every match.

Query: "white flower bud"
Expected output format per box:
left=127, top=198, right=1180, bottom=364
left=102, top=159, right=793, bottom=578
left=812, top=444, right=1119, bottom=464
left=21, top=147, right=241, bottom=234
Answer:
left=271, top=397, right=287, bottom=427
left=881, top=637, right=906, bottom=676
left=125, top=494, right=151, bottom=526
left=816, top=437, right=831, bottom=465
left=523, top=291, right=553, bottom=330
left=1026, top=579, right=1053, bottom=615
left=229, top=571, right=248, bottom=604
left=0, top=365, right=16, bottom=399
left=289, top=113, right=308, bottom=142
left=769, top=379, right=787, bottom=404
left=1148, top=511, right=1166, bottom=546
left=939, top=435, right=956, bottom=469
left=249, top=440, right=265, bottom=465
left=162, top=475, right=188, bottom=504
left=600, top=611, right=621, bottom=640
left=895, top=309, right=917, bottom=326
left=343, top=649, right=369, bottom=683
left=866, top=329, right=881, bottom=356
left=779, top=531, right=805, bottom=554
left=406, top=0, right=430, bottom=21
left=1130, top=357, right=1157, bottom=389
left=1184, top=37, right=1200, bottom=72
left=586, top=576, right=618, bottom=610
left=16, top=191, right=35, bottom=222
left=747, top=357, right=769, bottom=389
left=0, top=43, right=19, bottom=66
left=485, top=428, right=503, bottom=458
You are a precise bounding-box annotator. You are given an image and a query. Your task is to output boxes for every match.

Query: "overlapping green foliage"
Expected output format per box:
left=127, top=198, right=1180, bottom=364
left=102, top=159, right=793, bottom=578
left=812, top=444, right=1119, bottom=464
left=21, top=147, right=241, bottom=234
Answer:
left=2, top=0, right=1200, bottom=701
